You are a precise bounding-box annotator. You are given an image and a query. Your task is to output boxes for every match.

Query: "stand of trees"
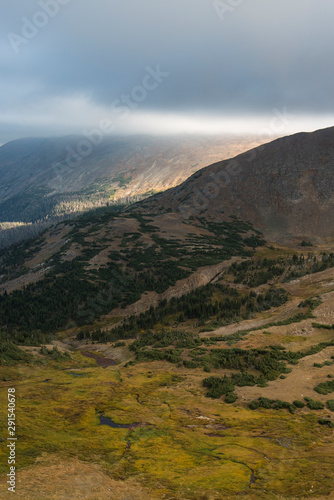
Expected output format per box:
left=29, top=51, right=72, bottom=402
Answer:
left=1, top=210, right=266, bottom=345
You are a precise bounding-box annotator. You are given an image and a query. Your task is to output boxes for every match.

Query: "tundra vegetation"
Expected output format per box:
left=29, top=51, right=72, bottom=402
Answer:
left=0, top=205, right=334, bottom=498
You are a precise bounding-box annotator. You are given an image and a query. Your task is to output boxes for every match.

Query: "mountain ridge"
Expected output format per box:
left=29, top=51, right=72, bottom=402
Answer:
left=0, top=134, right=264, bottom=223
left=140, top=126, right=334, bottom=241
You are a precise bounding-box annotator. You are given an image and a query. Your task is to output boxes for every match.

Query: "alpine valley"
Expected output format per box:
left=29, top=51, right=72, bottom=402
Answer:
left=0, top=134, right=264, bottom=248
left=0, top=127, right=334, bottom=500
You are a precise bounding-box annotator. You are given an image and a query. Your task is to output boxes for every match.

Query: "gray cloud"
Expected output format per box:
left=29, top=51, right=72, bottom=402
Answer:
left=1, top=0, right=334, bottom=141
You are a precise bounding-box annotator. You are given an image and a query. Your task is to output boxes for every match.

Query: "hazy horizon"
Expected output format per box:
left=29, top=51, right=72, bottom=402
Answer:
left=1, top=1, right=334, bottom=143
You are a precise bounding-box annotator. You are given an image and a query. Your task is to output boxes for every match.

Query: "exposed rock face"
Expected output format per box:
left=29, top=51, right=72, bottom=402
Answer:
left=143, top=127, right=334, bottom=240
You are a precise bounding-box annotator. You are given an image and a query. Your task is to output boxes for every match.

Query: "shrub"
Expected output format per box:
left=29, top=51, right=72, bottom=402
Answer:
left=0, top=341, right=31, bottom=365
left=183, top=359, right=201, bottom=369
left=249, top=400, right=261, bottom=410
left=301, top=241, right=312, bottom=247
left=203, top=376, right=235, bottom=399
left=225, top=392, right=238, bottom=404
left=326, top=400, right=334, bottom=411
left=318, top=418, right=334, bottom=428
left=249, top=397, right=296, bottom=414
left=314, top=380, right=334, bottom=395
left=305, top=399, right=325, bottom=410
left=230, top=372, right=257, bottom=387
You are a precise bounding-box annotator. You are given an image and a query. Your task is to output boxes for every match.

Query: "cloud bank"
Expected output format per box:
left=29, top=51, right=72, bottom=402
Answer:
left=1, top=0, right=334, bottom=142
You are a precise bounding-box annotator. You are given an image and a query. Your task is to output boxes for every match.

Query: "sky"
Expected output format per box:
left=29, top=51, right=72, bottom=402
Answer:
left=1, top=0, right=334, bottom=143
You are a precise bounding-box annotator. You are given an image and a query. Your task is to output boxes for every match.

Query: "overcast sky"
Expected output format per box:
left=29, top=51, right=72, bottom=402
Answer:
left=1, top=0, right=334, bottom=143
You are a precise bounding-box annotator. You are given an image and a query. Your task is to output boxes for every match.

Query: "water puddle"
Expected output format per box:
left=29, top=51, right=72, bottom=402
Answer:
left=98, top=412, right=142, bottom=429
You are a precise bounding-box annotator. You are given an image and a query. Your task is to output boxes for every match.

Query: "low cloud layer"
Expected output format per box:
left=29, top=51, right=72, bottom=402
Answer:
left=1, top=0, right=334, bottom=142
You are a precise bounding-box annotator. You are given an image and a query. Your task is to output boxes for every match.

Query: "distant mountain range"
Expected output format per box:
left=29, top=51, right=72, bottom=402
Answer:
left=1, top=126, right=333, bottom=251
left=0, top=134, right=264, bottom=224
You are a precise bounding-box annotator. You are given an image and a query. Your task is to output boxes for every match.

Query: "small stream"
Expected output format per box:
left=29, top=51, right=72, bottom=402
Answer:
left=249, top=469, right=256, bottom=488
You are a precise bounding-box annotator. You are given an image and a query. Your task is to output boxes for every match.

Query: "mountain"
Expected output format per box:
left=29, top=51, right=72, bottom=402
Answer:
left=140, top=126, right=334, bottom=242
left=1, top=127, right=334, bottom=499
left=0, top=134, right=264, bottom=223
left=1, top=126, right=333, bottom=328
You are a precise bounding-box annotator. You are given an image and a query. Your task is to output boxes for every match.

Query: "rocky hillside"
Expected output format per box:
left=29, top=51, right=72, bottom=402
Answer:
left=141, top=127, right=334, bottom=242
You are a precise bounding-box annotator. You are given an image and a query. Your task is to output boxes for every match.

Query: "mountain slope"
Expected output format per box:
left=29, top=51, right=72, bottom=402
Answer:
left=1, top=126, right=334, bottom=337
left=1, top=127, right=334, bottom=500
left=141, top=126, right=334, bottom=241
left=0, top=134, right=263, bottom=223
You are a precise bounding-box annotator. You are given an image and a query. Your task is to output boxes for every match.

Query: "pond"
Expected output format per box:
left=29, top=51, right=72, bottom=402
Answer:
left=97, top=412, right=142, bottom=429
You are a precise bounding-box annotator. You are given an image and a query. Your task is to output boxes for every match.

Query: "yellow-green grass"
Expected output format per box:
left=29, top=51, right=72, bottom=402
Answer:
left=1, top=353, right=333, bottom=499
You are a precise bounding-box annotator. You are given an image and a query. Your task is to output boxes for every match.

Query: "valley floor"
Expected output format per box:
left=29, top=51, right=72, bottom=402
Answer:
left=1, top=241, right=334, bottom=499
left=1, top=270, right=334, bottom=499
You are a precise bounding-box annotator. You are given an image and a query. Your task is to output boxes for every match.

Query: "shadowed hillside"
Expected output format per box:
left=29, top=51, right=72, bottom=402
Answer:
left=141, top=126, right=334, bottom=242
